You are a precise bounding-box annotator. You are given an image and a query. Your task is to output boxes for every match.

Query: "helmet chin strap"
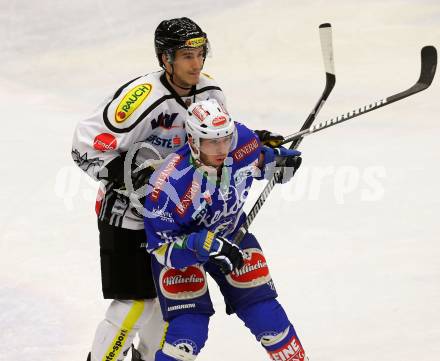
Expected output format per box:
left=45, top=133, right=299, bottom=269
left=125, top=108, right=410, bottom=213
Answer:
left=188, top=137, right=201, bottom=160
left=167, top=64, right=192, bottom=91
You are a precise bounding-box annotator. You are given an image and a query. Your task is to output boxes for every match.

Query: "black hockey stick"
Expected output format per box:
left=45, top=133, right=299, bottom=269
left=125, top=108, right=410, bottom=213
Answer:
left=233, top=23, right=336, bottom=245
left=234, top=45, right=436, bottom=246
left=281, top=46, right=437, bottom=145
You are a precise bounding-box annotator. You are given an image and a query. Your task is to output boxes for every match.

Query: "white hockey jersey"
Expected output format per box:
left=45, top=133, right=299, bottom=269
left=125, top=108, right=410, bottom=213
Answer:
left=72, top=70, right=226, bottom=230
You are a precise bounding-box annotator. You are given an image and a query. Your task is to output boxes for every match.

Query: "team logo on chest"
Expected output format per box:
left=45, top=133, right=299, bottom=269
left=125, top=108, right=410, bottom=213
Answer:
left=159, top=265, right=208, bottom=300
left=195, top=184, right=249, bottom=231
left=226, top=248, right=272, bottom=288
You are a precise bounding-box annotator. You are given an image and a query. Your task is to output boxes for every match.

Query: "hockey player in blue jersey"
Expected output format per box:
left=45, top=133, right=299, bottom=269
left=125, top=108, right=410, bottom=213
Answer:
left=143, top=99, right=306, bottom=361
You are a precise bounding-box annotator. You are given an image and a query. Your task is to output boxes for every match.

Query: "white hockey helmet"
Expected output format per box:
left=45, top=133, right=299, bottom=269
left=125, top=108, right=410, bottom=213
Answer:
left=186, top=99, right=236, bottom=159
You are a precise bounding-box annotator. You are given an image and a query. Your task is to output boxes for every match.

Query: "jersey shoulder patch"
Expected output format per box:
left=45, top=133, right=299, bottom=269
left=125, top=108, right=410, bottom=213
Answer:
left=231, top=123, right=261, bottom=163
left=103, top=72, right=171, bottom=133
left=114, top=83, right=153, bottom=123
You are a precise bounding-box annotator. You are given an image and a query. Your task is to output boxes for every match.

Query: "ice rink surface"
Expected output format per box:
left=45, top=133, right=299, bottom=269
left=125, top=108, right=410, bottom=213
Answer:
left=0, top=1, right=439, bottom=360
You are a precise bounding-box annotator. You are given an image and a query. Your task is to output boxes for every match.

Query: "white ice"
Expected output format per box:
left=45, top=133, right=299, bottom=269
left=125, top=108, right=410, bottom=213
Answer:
left=0, top=1, right=439, bottom=360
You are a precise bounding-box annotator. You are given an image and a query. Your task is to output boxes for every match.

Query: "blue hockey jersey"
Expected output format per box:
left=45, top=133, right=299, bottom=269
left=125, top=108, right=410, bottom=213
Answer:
left=143, top=122, right=263, bottom=269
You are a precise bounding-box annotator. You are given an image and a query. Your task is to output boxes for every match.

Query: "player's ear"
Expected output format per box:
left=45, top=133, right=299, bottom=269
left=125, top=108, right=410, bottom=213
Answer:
left=162, top=53, right=172, bottom=70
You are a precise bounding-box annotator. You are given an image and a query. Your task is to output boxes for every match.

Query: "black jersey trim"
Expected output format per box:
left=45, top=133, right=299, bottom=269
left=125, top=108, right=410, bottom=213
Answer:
left=103, top=75, right=223, bottom=134
left=160, top=73, right=195, bottom=109
left=193, top=86, right=222, bottom=95
left=112, top=76, right=143, bottom=101
left=102, top=75, right=143, bottom=133
left=103, top=94, right=176, bottom=133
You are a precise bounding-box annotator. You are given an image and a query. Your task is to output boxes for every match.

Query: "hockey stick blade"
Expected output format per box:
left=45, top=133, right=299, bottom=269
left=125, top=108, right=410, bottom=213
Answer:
left=233, top=23, right=336, bottom=245
left=282, top=45, right=437, bottom=144
left=389, top=45, right=436, bottom=101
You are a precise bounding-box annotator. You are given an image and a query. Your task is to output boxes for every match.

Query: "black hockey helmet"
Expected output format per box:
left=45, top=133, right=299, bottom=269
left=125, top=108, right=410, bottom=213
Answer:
left=154, top=17, right=209, bottom=68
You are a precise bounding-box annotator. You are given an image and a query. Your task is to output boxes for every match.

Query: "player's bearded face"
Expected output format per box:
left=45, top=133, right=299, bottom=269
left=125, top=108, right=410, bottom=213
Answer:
left=170, top=47, right=205, bottom=86
left=199, top=135, right=233, bottom=168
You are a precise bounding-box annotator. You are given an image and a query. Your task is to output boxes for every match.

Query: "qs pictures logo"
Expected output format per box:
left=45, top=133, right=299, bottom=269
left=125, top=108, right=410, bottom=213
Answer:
left=115, top=83, right=152, bottom=123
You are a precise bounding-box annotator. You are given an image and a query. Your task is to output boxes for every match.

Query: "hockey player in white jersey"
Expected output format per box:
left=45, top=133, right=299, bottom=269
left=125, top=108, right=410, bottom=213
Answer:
left=72, top=16, right=287, bottom=361
left=72, top=17, right=229, bottom=361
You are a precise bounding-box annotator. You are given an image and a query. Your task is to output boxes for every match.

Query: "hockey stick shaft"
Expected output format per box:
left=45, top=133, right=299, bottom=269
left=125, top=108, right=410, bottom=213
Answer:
left=290, top=24, right=336, bottom=150
left=282, top=45, right=437, bottom=145
left=234, top=45, right=437, bottom=245
left=233, top=23, right=336, bottom=245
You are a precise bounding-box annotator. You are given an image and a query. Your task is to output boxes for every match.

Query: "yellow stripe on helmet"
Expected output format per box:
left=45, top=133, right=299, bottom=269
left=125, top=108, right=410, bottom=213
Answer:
left=185, top=37, right=206, bottom=47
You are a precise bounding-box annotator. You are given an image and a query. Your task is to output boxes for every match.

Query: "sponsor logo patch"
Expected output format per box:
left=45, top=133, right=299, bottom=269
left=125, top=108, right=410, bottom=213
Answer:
left=226, top=248, right=272, bottom=288
left=104, top=328, right=128, bottom=361
left=176, top=181, right=200, bottom=217
left=202, top=231, right=215, bottom=251
left=172, top=339, right=198, bottom=356
left=93, top=133, right=117, bottom=152
left=167, top=303, right=196, bottom=312
left=232, top=138, right=259, bottom=161
left=150, top=154, right=182, bottom=201
left=185, top=37, right=206, bottom=47
left=267, top=335, right=306, bottom=361
left=172, top=135, right=182, bottom=146
left=212, top=115, right=227, bottom=127
left=191, top=105, right=209, bottom=122
left=115, top=83, right=152, bottom=123
left=151, top=112, right=179, bottom=130
left=159, top=265, right=207, bottom=300
left=146, top=134, right=181, bottom=149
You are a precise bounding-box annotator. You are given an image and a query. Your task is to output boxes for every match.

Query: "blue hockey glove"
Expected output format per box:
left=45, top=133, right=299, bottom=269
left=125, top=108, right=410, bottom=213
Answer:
left=261, top=146, right=302, bottom=184
left=186, top=229, right=244, bottom=274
